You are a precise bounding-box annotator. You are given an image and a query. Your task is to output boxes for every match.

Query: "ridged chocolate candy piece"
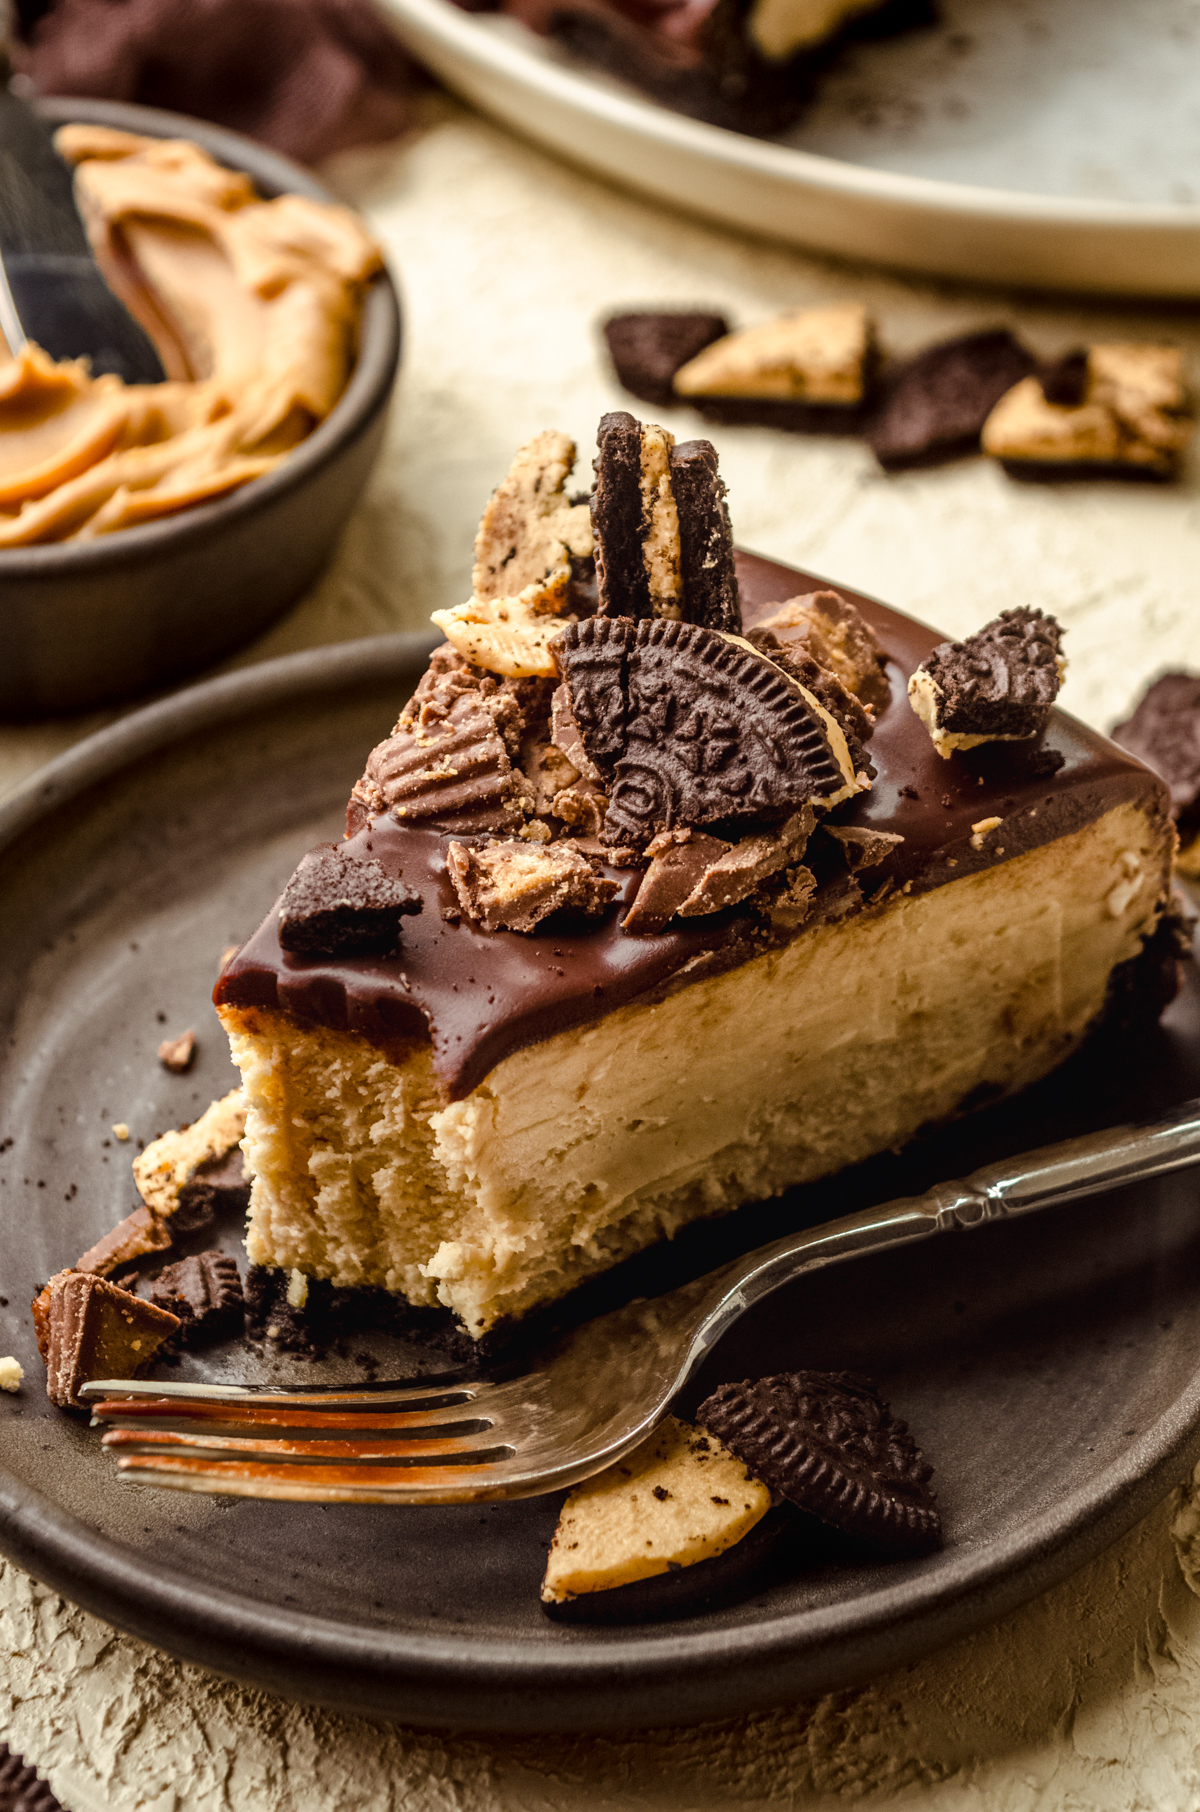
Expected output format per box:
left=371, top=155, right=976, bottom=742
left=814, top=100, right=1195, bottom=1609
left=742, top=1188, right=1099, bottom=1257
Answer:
left=670, top=440, right=740, bottom=632
left=1112, top=672, right=1200, bottom=843
left=43, top=1272, right=180, bottom=1410
left=278, top=845, right=421, bottom=957
left=554, top=616, right=858, bottom=845
left=0, top=1743, right=64, bottom=1812
left=603, top=311, right=729, bottom=408
left=150, top=1251, right=243, bottom=1344
left=696, top=1370, right=942, bottom=1556
left=909, top=607, right=1064, bottom=755
left=867, top=328, right=1035, bottom=470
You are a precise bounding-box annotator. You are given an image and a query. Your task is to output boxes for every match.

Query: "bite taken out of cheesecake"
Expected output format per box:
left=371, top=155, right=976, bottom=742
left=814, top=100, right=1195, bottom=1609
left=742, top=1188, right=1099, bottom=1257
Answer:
left=215, top=414, right=1176, bottom=1345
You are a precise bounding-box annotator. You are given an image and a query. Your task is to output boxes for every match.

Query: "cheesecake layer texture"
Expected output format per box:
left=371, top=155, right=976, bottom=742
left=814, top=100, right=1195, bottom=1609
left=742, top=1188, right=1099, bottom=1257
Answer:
left=216, top=552, right=1174, bottom=1338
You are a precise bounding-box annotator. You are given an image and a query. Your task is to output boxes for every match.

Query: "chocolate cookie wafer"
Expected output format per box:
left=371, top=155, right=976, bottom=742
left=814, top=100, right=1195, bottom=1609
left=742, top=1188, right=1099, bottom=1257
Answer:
left=696, top=1369, right=942, bottom=1557
left=670, top=440, right=739, bottom=632
left=592, top=413, right=740, bottom=630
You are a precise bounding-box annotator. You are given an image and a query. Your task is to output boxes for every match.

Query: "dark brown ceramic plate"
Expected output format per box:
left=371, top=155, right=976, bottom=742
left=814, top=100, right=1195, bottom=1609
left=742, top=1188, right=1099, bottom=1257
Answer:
left=3, top=620, right=1200, bottom=1734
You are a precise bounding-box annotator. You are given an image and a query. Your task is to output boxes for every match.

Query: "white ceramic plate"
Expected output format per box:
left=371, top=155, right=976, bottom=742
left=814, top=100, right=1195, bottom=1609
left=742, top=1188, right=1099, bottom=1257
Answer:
left=378, top=0, right=1200, bottom=295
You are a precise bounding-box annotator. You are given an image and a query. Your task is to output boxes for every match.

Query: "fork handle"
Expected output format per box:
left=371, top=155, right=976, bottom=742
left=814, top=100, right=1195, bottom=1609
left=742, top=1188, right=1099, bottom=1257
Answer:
left=683, top=1096, right=1200, bottom=1373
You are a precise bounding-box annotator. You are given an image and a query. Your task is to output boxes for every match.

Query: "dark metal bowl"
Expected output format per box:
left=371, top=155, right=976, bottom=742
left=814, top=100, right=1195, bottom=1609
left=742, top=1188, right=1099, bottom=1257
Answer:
left=1, top=97, right=402, bottom=719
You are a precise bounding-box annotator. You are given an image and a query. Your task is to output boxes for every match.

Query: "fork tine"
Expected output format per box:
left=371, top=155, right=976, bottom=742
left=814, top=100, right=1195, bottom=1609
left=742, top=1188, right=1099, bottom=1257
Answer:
left=89, top=1397, right=499, bottom=1433
left=79, top=1377, right=482, bottom=1410
left=111, top=1452, right=514, bottom=1503
left=101, top=1427, right=503, bottom=1461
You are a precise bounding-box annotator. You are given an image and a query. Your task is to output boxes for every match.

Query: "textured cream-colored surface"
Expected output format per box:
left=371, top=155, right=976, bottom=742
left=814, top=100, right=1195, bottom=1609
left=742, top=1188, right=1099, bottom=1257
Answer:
left=5, top=91, right=1200, bottom=1810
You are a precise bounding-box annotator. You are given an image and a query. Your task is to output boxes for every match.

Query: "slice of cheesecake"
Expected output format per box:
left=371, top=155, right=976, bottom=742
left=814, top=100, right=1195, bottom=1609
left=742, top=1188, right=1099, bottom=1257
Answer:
left=216, top=422, right=1175, bottom=1343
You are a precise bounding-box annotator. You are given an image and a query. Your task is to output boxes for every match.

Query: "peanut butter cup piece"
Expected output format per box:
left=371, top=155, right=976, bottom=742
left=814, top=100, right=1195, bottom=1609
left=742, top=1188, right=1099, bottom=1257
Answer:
left=150, top=1251, right=243, bottom=1344
left=447, top=838, right=617, bottom=933
left=908, top=607, right=1065, bottom=758
left=76, top=1205, right=173, bottom=1277
left=43, top=1271, right=180, bottom=1410
left=867, top=328, right=1035, bottom=470
left=603, top=311, right=730, bottom=407
left=696, top=1370, right=942, bottom=1557
left=555, top=616, right=864, bottom=845
left=278, top=845, right=421, bottom=957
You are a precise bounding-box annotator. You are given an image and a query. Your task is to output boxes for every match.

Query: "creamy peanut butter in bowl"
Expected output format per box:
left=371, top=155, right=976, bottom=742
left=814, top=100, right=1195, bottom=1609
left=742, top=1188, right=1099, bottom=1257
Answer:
left=1, top=99, right=401, bottom=718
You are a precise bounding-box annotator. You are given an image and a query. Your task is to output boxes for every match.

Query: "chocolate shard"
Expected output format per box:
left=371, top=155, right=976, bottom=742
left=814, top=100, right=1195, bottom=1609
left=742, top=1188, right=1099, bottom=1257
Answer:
left=0, top=1741, right=66, bottom=1812
left=278, top=844, right=421, bottom=958
left=43, top=1271, right=180, bottom=1410
left=447, top=838, right=618, bottom=933
left=76, top=1205, right=173, bottom=1276
left=696, top=1369, right=942, bottom=1557
left=867, top=328, right=1036, bottom=470
left=1112, top=672, right=1200, bottom=860
left=824, top=825, right=905, bottom=871
left=908, top=607, right=1065, bottom=758
left=554, top=616, right=864, bottom=847
left=352, top=647, right=537, bottom=835
left=623, top=808, right=815, bottom=932
left=669, top=440, right=740, bottom=632
left=602, top=310, right=730, bottom=408
left=158, top=1027, right=197, bottom=1073
left=753, top=589, right=890, bottom=714
left=150, top=1251, right=243, bottom=1344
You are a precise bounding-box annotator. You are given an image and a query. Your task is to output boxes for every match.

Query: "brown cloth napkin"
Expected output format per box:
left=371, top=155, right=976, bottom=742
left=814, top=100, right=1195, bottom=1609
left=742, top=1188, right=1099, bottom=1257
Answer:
left=13, top=0, right=422, bottom=165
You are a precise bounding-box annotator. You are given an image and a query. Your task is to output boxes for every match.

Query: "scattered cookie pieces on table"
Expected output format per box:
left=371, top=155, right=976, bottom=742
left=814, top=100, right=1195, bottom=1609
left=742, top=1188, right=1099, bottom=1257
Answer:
left=982, top=344, right=1193, bottom=481
left=1112, top=673, right=1200, bottom=874
left=157, top=1027, right=197, bottom=1072
left=697, top=1370, right=942, bottom=1557
left=908, top=608, right=1066, bottom=758
left=0, top=1740, right=65, bottom=1812
left=601, top=308, right=1194, bottom=480
left=603, top=311, right=729, bottom=407
left=0, top=1356, right=23, bottom=1392
left=866, top=328, right=1034, bottom=470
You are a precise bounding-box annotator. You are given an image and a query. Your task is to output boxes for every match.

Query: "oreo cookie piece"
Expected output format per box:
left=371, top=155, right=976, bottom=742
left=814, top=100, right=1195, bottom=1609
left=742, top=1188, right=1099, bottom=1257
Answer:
left=277, top=844, right=421, bottom=957
left=908, top=607, right=1065, bottom=757
left=867, top=328, right=1036, bottom=470
left=591, top=413, right=739, bottom=630
left=1112, top=672, right=1200, bottom=862
left=554, top=616, right=864, bottom=845
left=0, top=1743, right=64, bottom=1812
left=696, top=1370, right=941, bottom=1557
left=670, top=439, right=740, bottom=632
left=150, top=1251, right=243, bottom=1344
left=603, top=311, right=729, bottom=407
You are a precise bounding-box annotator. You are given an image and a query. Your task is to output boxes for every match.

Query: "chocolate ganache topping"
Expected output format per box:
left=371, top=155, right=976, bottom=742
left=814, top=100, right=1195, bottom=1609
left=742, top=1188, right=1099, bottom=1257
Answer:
left=215, top=550, right=1170, bottom=1102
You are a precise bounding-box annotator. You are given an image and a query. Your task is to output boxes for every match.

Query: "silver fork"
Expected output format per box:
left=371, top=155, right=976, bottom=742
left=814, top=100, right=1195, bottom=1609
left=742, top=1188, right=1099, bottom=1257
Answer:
left=82, top=1099, right=1200, bottom=1504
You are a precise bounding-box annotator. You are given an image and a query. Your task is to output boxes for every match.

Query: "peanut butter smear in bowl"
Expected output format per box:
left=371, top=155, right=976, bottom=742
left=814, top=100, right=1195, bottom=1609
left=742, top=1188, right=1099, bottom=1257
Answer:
left=0, top=126, right=383, bottom=546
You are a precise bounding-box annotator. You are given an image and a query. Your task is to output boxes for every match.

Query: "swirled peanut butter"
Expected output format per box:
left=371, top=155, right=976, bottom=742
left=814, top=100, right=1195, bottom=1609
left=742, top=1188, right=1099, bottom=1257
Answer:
left=0, top=127, right=382, bottom=545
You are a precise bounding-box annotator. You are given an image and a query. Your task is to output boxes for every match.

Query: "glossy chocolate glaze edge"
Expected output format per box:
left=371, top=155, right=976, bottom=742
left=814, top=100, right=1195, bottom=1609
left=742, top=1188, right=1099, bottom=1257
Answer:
left=216, top=551, right=1170, bottom=1101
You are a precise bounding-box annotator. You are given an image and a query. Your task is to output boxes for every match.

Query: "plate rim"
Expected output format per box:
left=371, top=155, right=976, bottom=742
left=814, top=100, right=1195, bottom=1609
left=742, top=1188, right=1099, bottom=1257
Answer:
left=383, top=0, right=1200, bottom=228
left=3, top=627, right=1200, bottom=1733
